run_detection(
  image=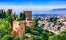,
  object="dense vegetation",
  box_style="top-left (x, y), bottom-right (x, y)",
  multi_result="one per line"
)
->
top-left (49, 30), bottom-right (66, 40)
top-left (24, 26), bottom-right (54, 40)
